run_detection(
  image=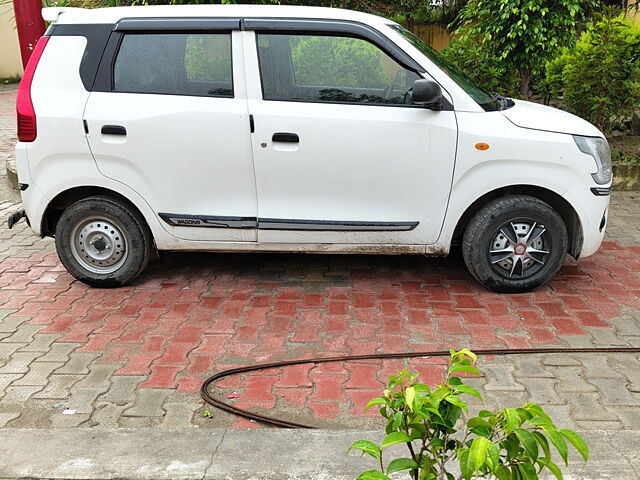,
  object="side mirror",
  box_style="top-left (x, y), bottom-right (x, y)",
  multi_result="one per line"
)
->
top-left (412, 79), bottom-right (443, 107)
